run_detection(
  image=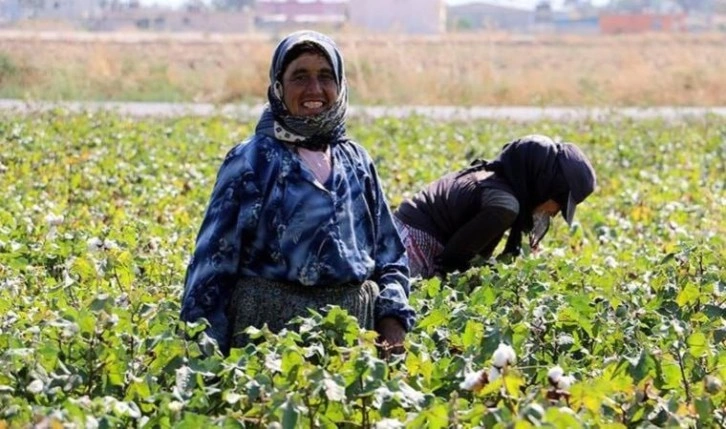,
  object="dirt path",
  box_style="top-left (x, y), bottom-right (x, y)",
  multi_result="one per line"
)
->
top-left (1, 99), bottom-right (725, 122)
